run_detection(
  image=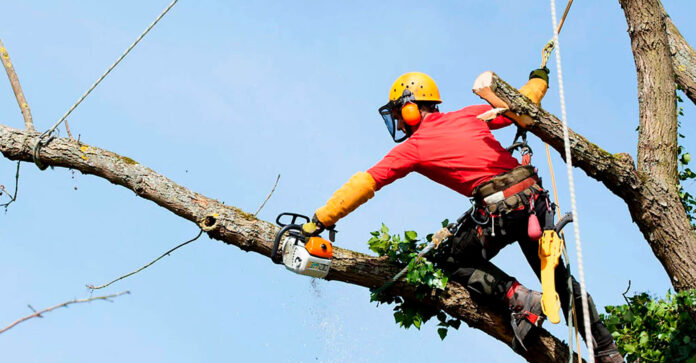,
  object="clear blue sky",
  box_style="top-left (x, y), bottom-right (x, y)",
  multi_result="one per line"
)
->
top-left (1, 1), bottom-right (695, 362)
